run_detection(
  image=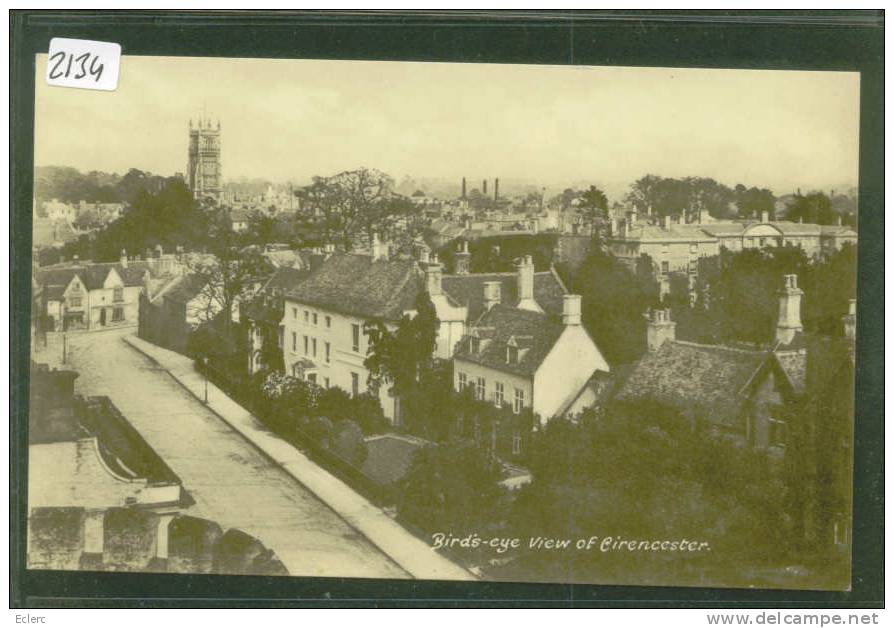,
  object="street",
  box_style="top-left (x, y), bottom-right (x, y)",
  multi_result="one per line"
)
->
top-left (32, 327), bottom-right (408, 579)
